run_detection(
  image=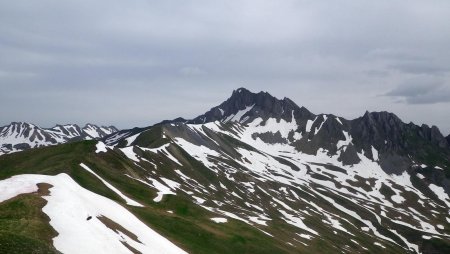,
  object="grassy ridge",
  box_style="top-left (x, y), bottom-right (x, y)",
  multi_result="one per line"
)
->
top-left (0, 190), bottom-right (59, 253)
top-left (0, 141), bottom-right (295, 253)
